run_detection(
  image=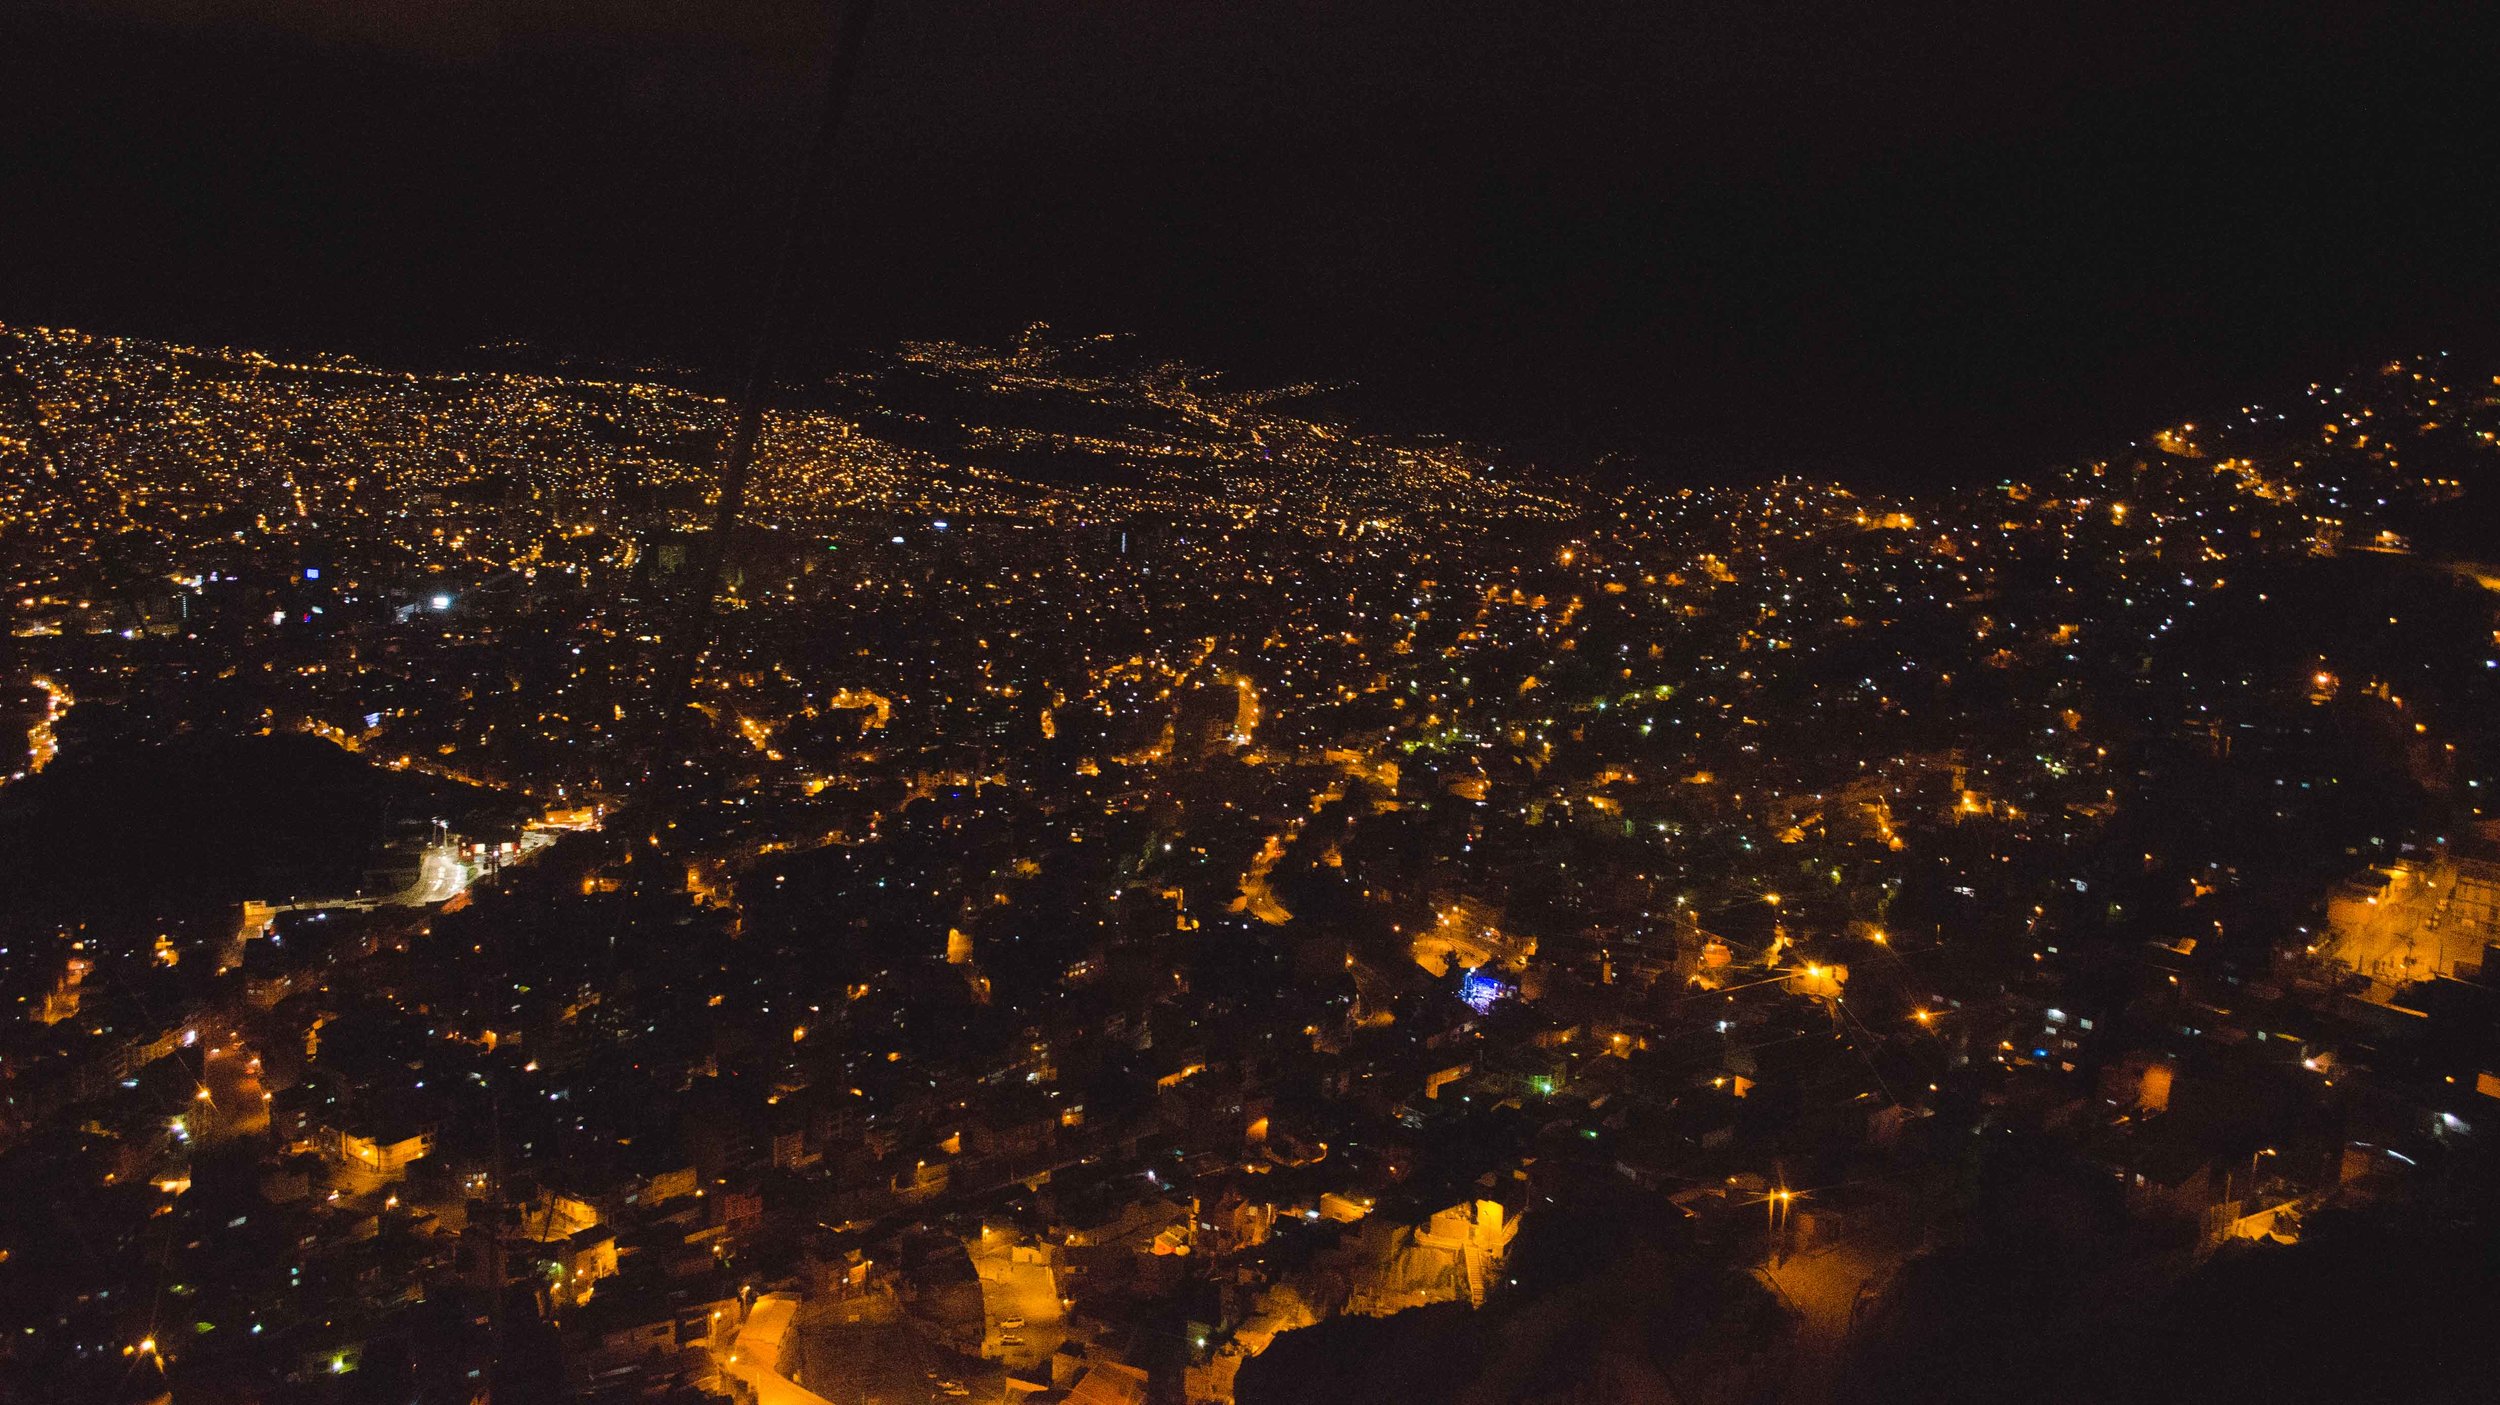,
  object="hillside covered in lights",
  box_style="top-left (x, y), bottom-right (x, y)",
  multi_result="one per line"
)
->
top-left (4, 326), bottom-right (2500, 1405)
